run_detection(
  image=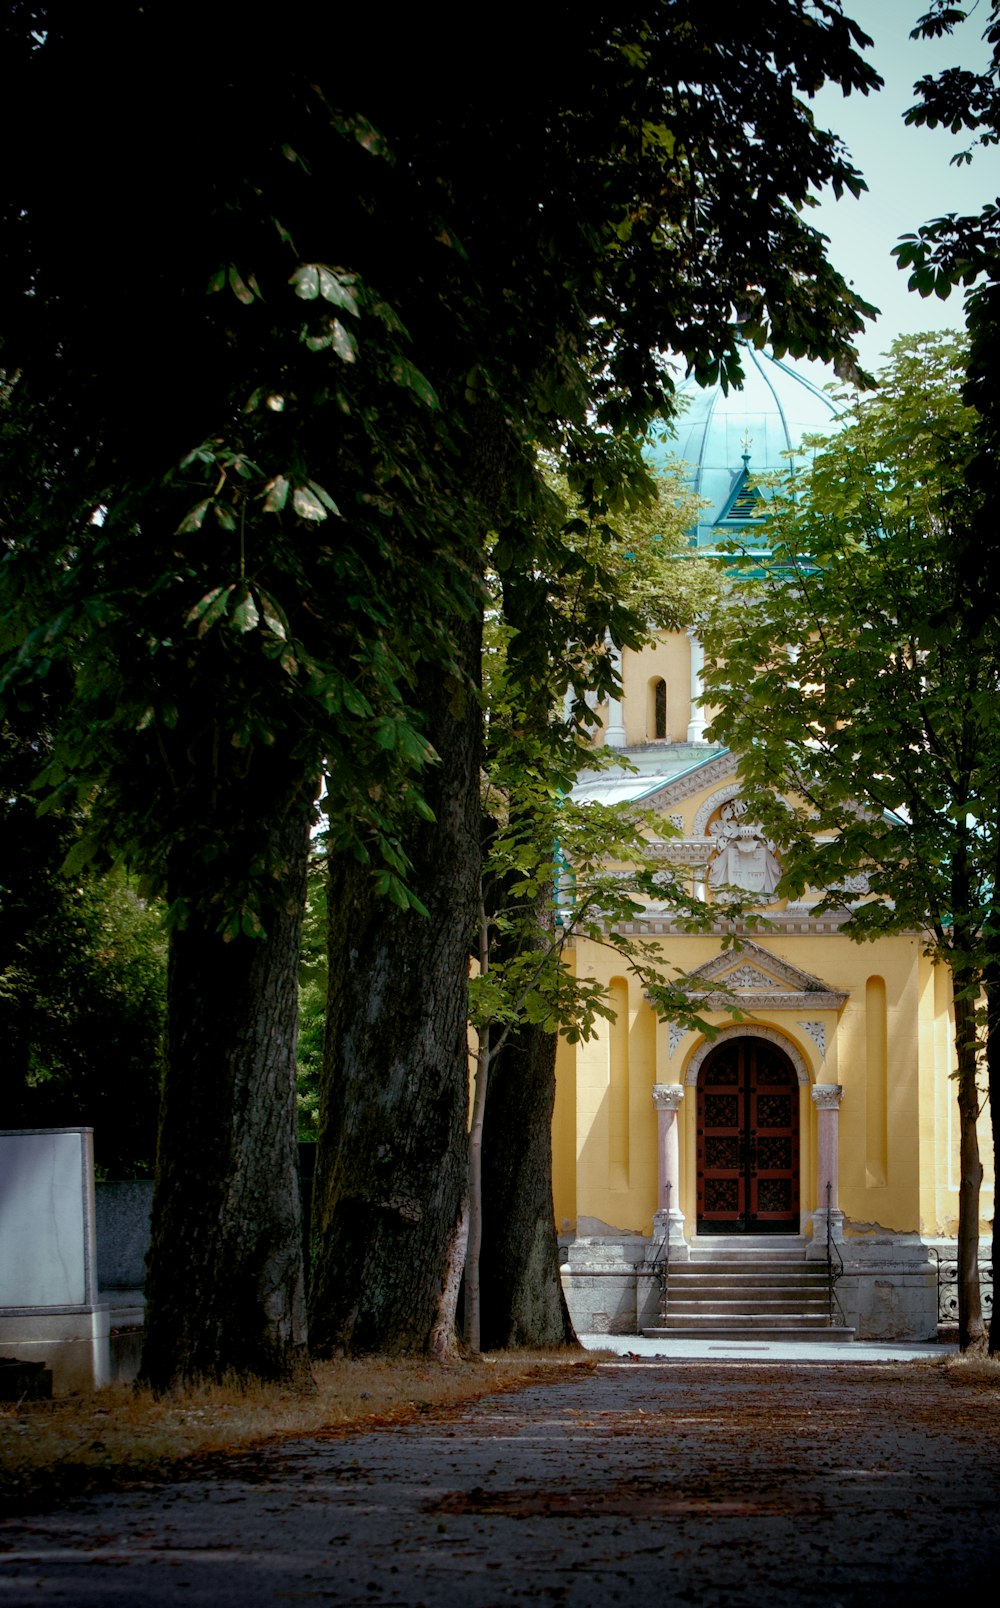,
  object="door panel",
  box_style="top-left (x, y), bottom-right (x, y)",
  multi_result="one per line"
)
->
top-left (697, 1040), bottom-right (799, 1234)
